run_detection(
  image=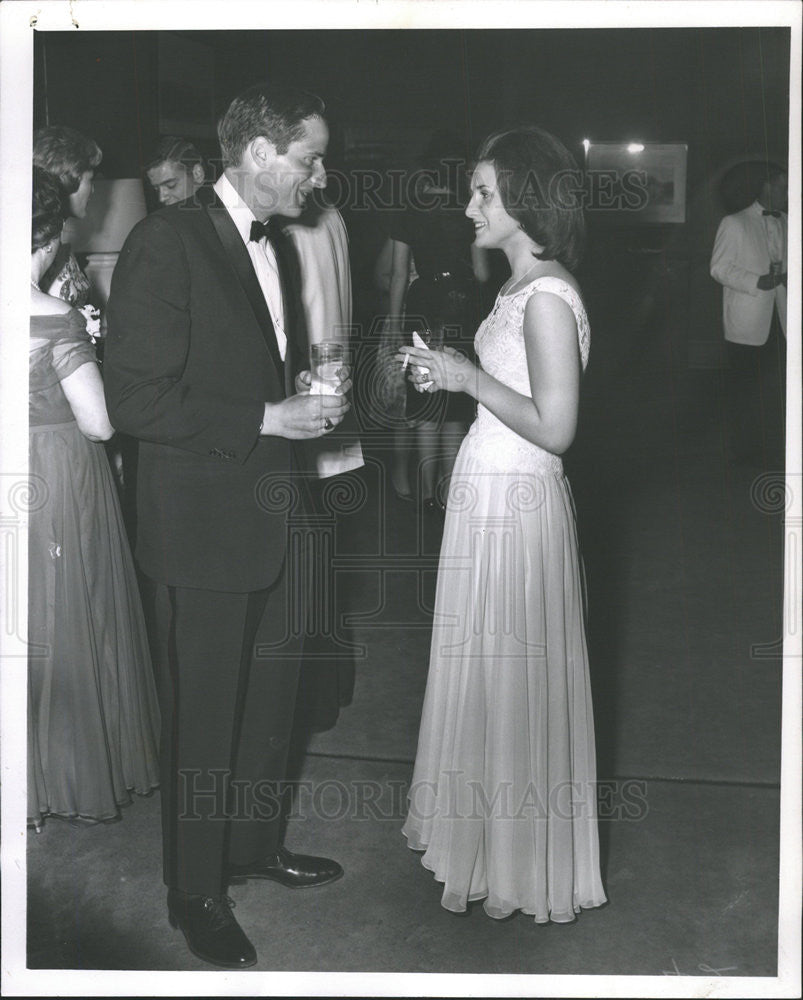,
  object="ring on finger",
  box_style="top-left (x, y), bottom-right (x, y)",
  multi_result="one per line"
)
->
top-left (323, 416), bottom-right (333, 430)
